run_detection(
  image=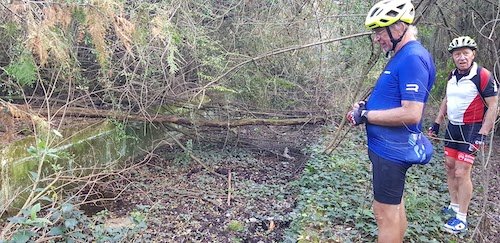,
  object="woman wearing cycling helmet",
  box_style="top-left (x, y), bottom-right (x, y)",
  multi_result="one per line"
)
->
top-left (347, 0), bottom-right (436, 241)
top-left (428, 36), bottom-right (498, 234)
